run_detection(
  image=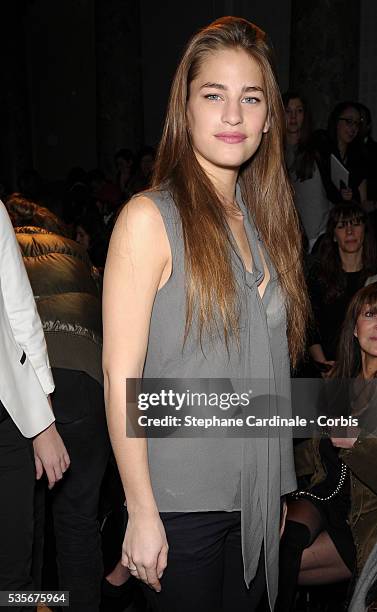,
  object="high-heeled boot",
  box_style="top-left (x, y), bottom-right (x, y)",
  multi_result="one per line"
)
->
top-left (275, 520), bottom-right (311, 612)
